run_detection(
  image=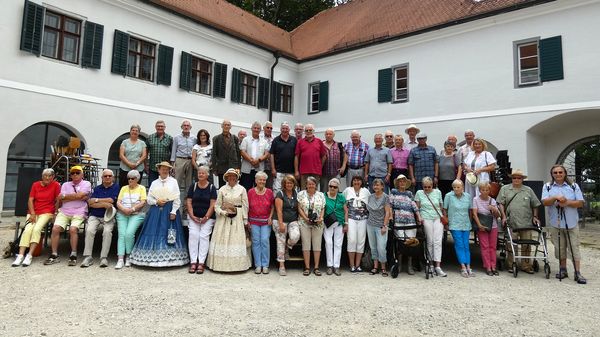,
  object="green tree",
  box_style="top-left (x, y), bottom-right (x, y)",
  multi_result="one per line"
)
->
top-left (575, 139), bottom-right (600, 197)
top-left (228, 0), bottom-right (351, 31)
